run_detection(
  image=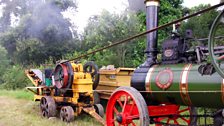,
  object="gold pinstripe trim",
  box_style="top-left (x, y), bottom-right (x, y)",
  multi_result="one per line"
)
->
top-left (180, 64), bottom-right (192, 106)
top-left (145, 65), bottom-right (157, 94)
